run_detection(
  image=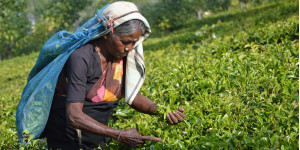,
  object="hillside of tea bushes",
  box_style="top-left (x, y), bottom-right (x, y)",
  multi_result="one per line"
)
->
top-left (0, 1), bottom-right (298, 149)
